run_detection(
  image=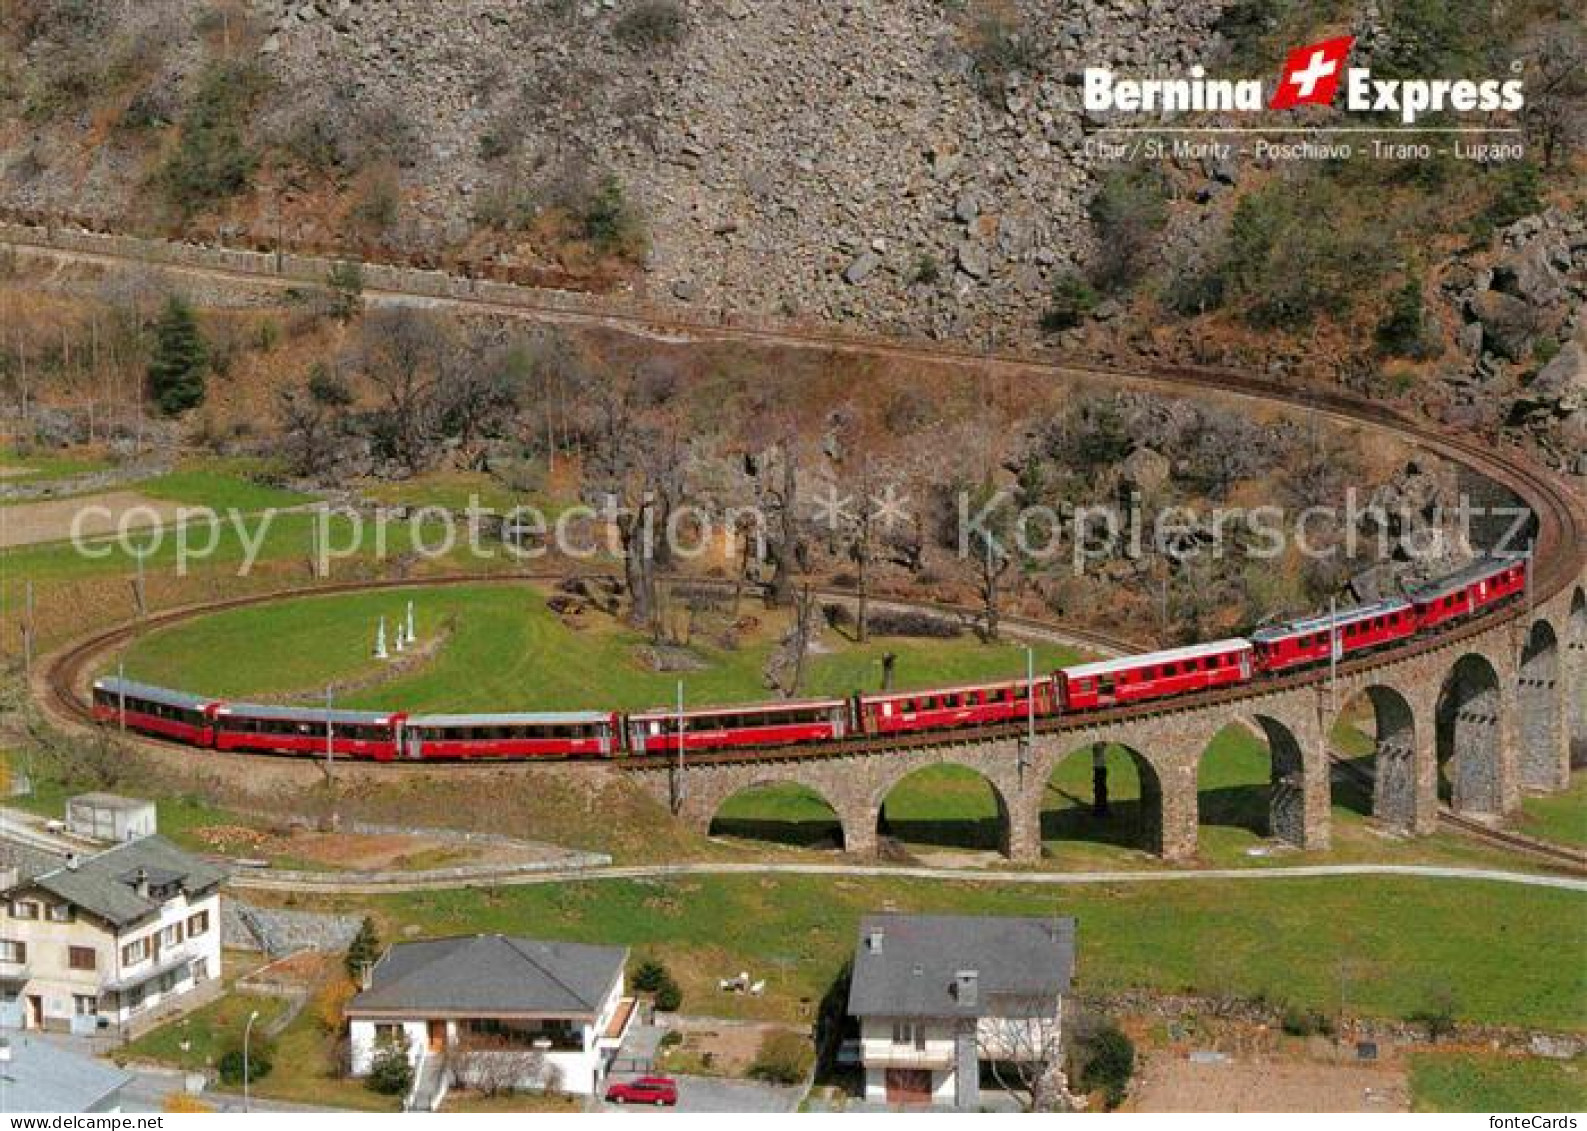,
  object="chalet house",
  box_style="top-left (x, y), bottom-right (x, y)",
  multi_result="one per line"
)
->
top-left (847, 913), bottom-right (1076, 1109)
top-left (0, 836), bottom-right (224, 1035)
top-left (346, 934), bottom-right (634, 1101)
